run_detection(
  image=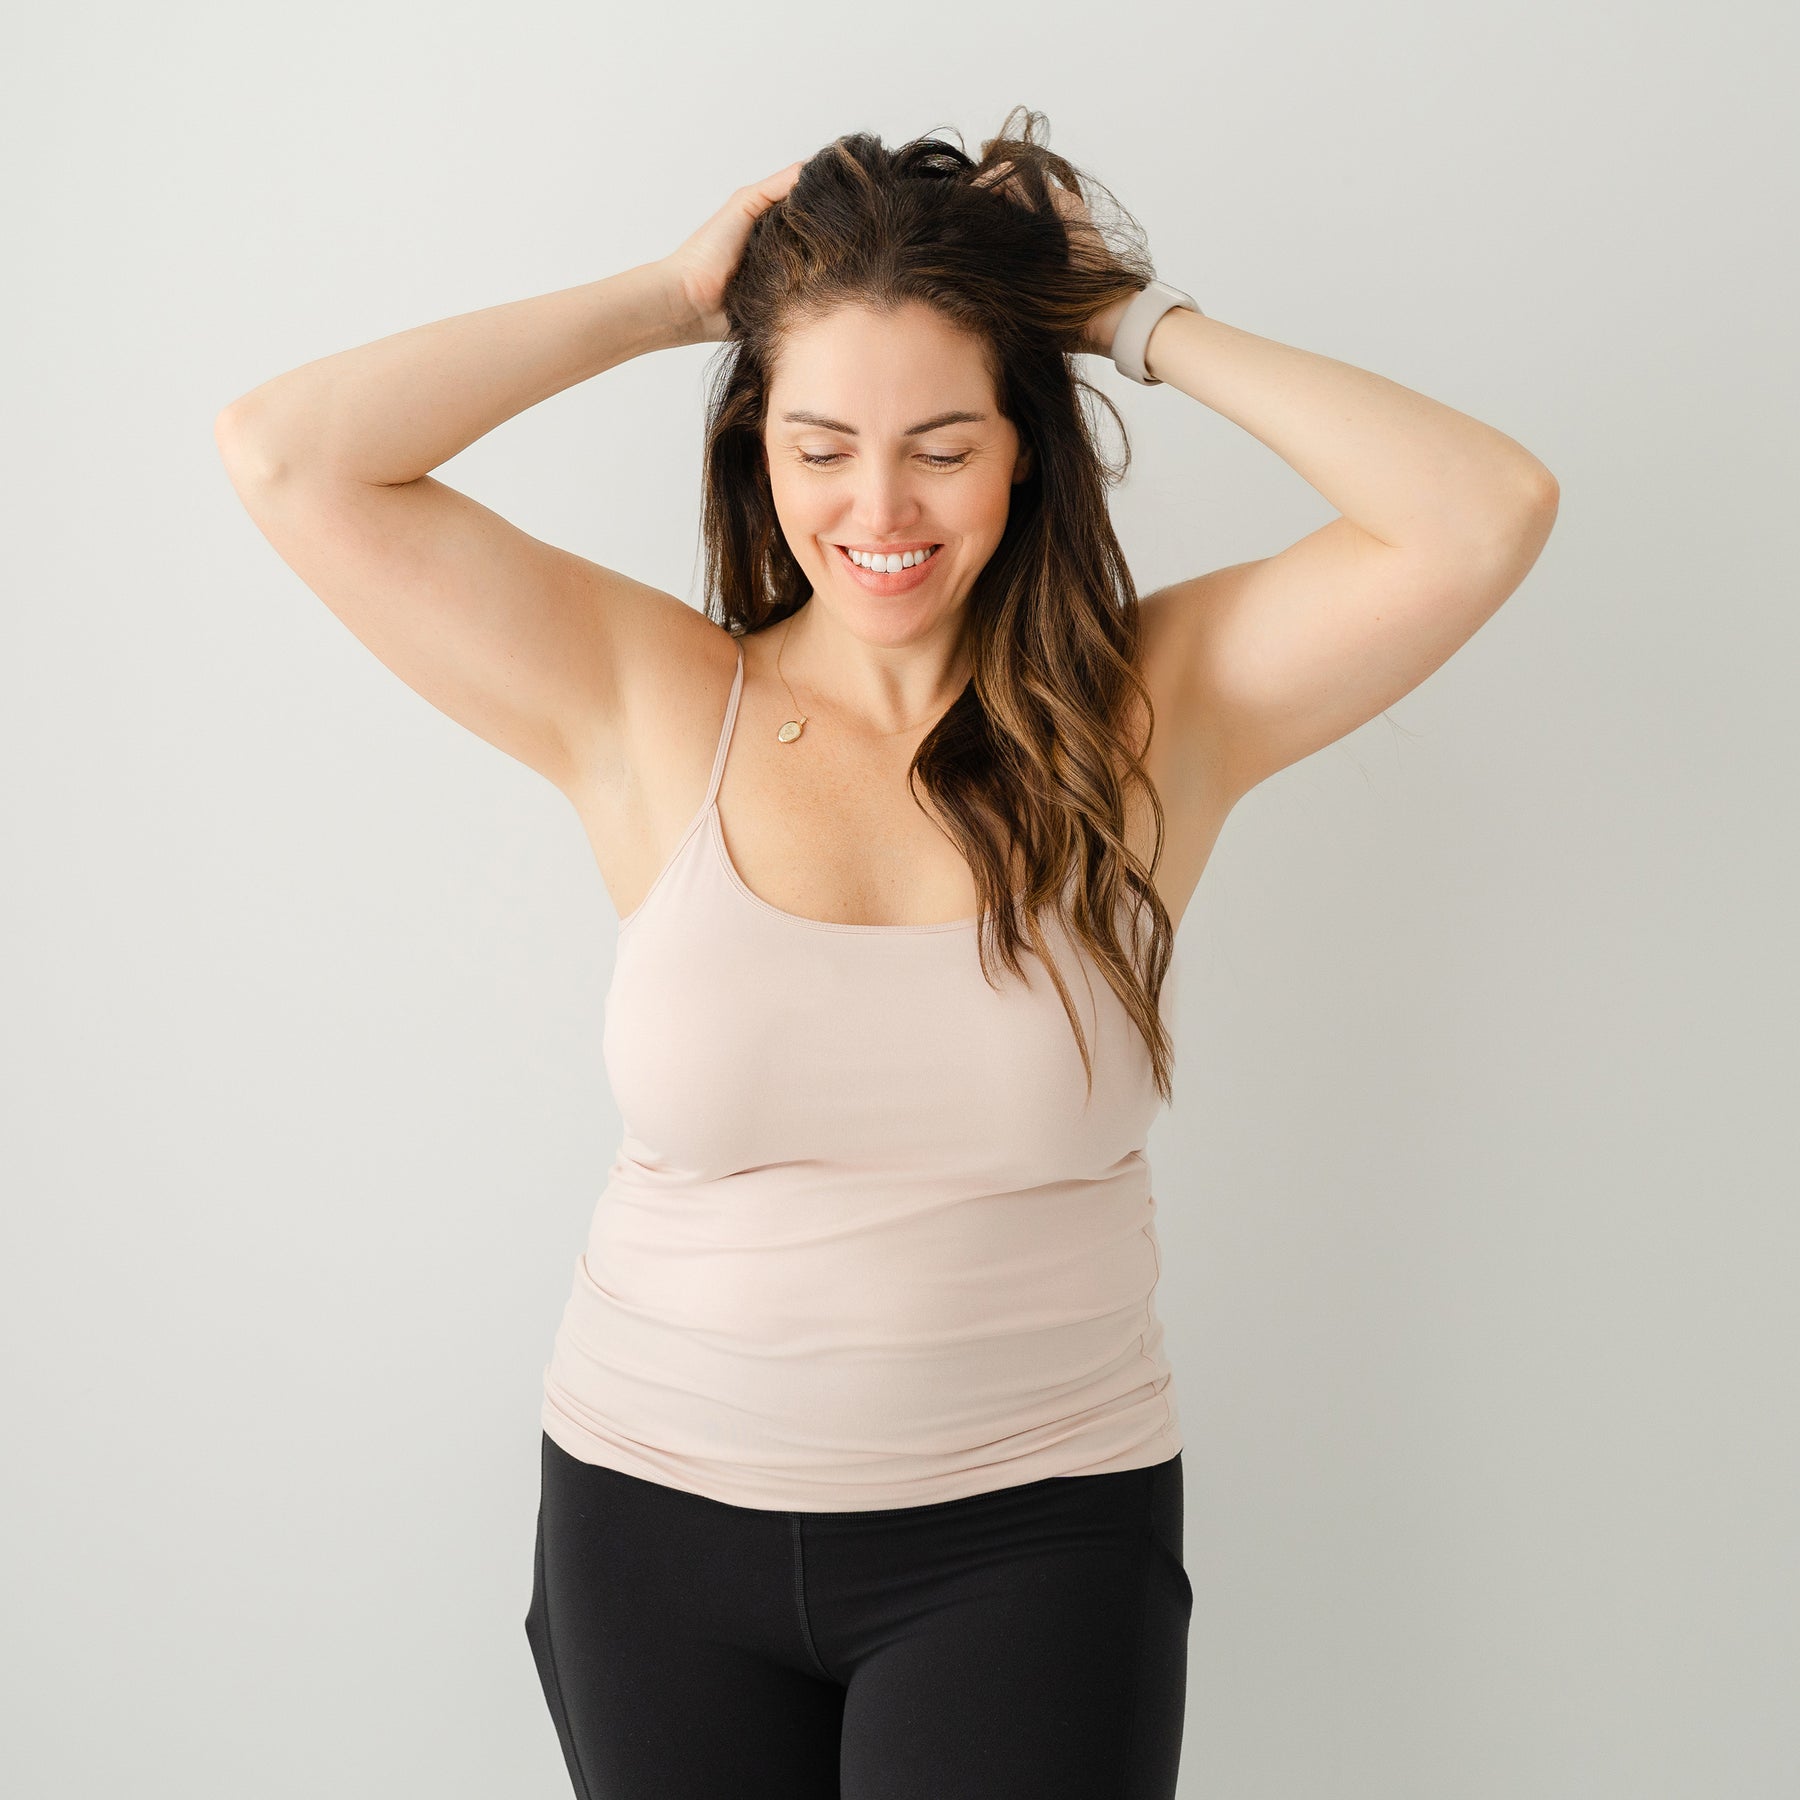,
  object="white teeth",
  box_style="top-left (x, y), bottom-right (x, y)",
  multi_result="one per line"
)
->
top-left (843, 545), bottom-right (938, 572)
